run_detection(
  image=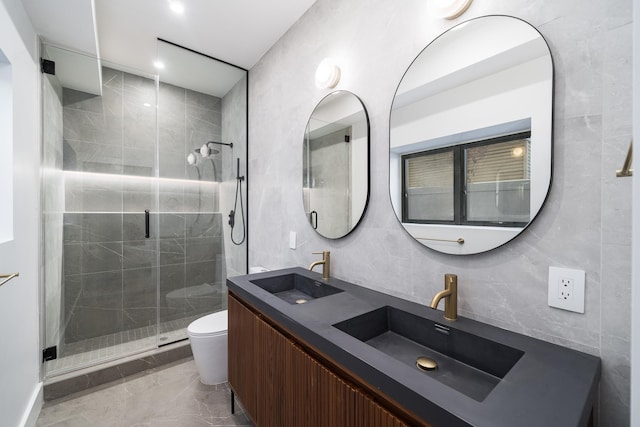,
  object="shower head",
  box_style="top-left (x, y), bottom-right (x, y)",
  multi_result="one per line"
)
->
top-left (187, 152), bottom-right (197, 165)
top-left (195, 144), bottom-right (220, 157)
top-left (191, 140), bottom-right (230, 162)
